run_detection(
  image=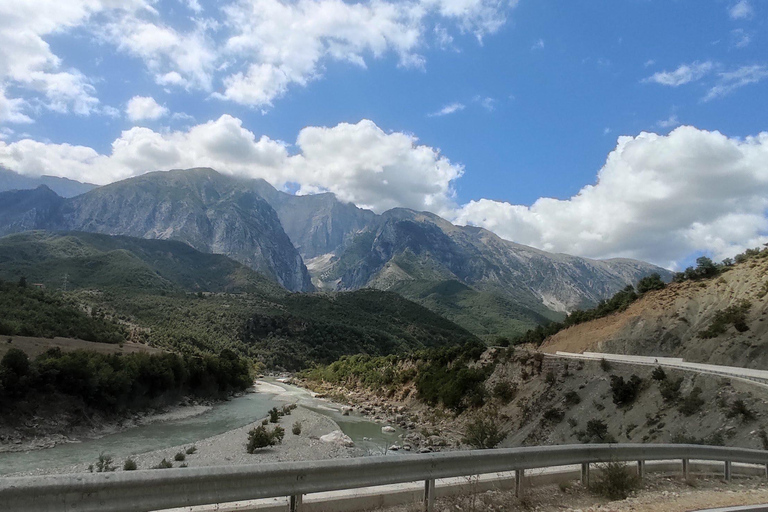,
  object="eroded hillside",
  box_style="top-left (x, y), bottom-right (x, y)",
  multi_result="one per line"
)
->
top-left (541, 253), bottom-right (768, 369)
